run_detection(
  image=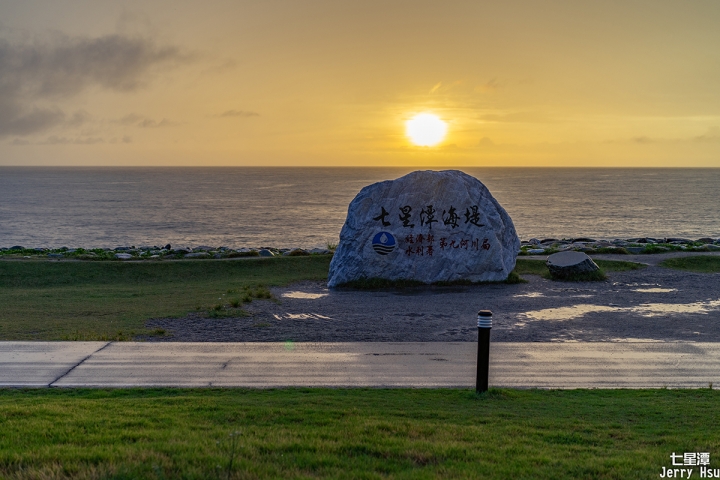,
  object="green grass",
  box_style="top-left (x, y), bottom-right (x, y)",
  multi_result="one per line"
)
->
top-left (660, 255), bottom-right (720, 273)
top-left (514, 259), bottom-right (646, 281)
top-left (0, 388), bottom-right (717, 479)
top-left (514, 259), bottom-right (550, 276)
top-left (594, 259), bottom-right (647, 272)
top-left (0, 256), bottom-right (332, 341)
